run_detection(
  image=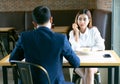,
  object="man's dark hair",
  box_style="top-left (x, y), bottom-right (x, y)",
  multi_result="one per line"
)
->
top-left (32, 6), bottom-right (51, 24)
